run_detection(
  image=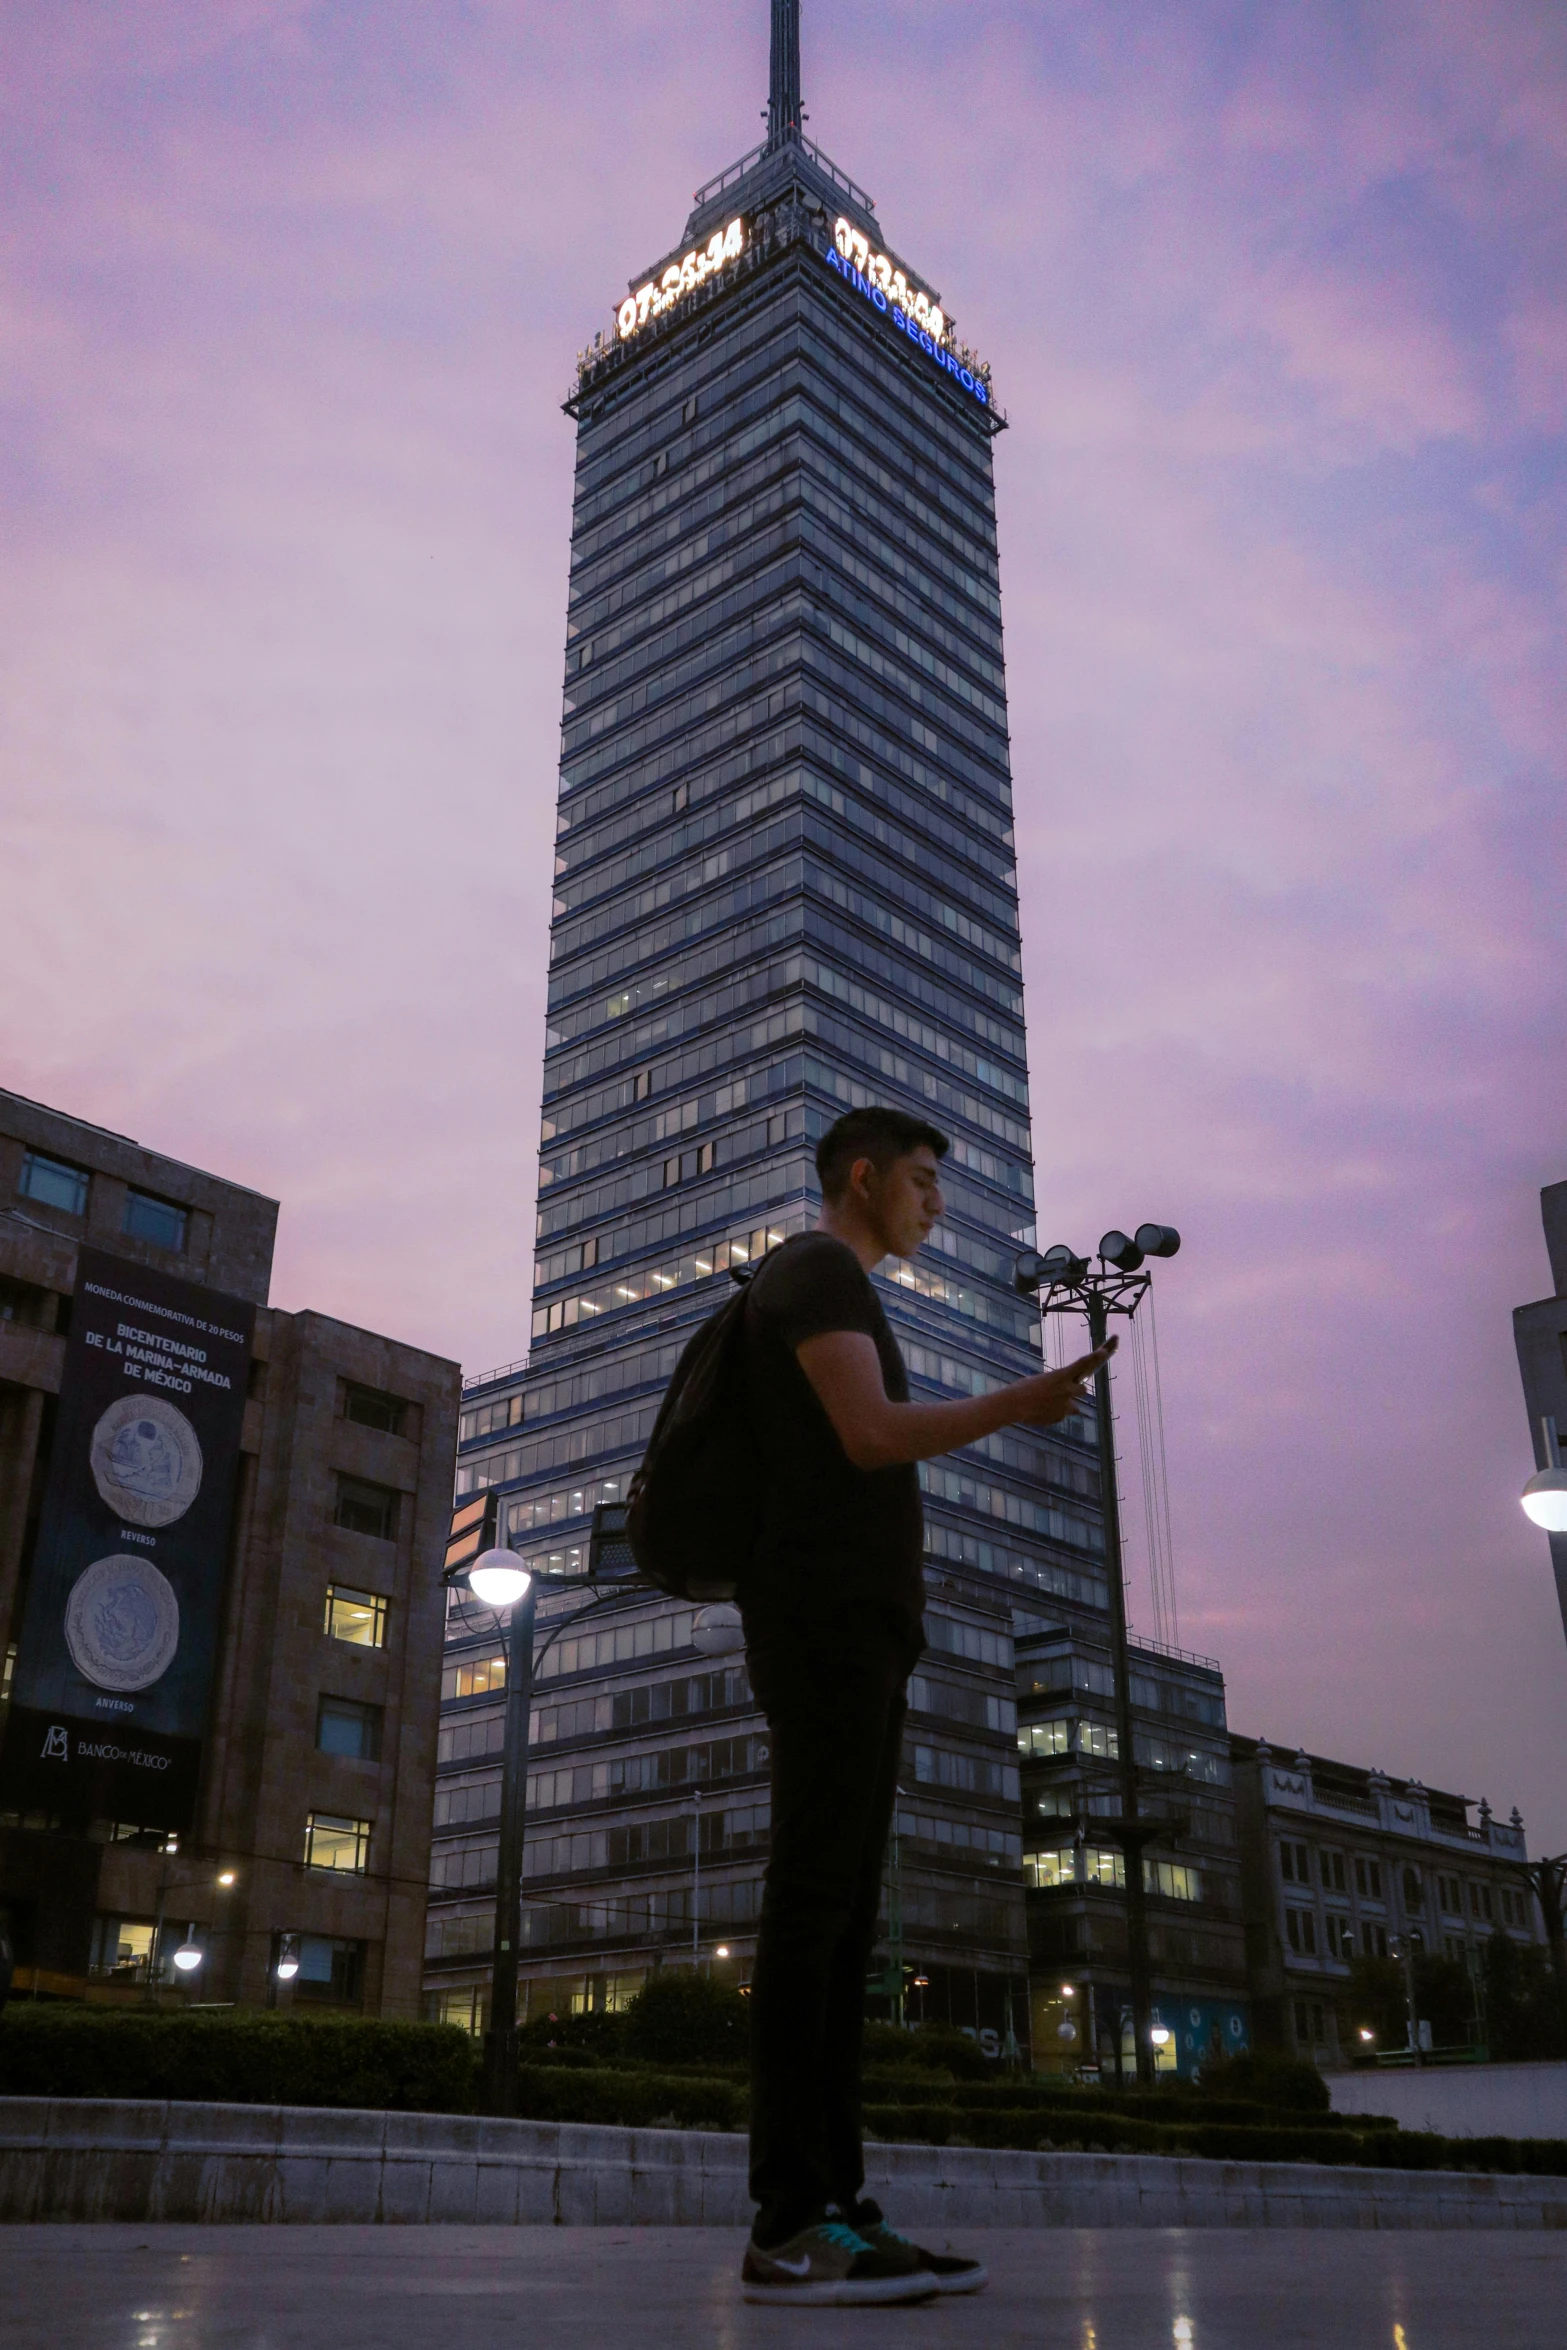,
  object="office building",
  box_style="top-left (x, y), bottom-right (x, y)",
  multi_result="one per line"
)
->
top-left (1513, 1178), bottom-right (1567, 1646)
top-left (426, 2), bottom-right (1113, 2043)
top-left (0, 1089), bottom-right (459, 2014)
top-left (1016, 1623), bottom-right (1250, 2079)
top-left (1231, 1735), bottom-right (1541, 2065)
